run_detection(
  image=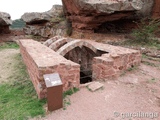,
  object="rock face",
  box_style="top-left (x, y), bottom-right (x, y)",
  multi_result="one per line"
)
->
top-left (152, 0), bottom-right (160, 18)
top-left (21, 5), bottom-right (66, 38)
top-left (0, 12), bottom-right (12, 34)
top-left (21, 5), bottom-right (62, 24)
top-left (62, 0), bottom-right (154, 31)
